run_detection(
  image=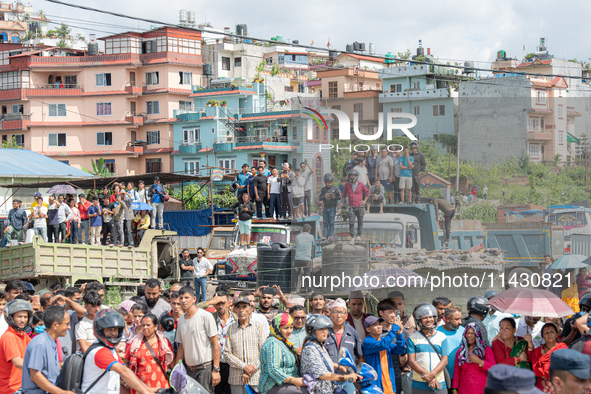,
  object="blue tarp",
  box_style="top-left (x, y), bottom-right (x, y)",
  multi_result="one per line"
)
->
top-left (163, 206), bottom-right (233, 236)
top-left (504, 209), bottom-right (543, 216)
